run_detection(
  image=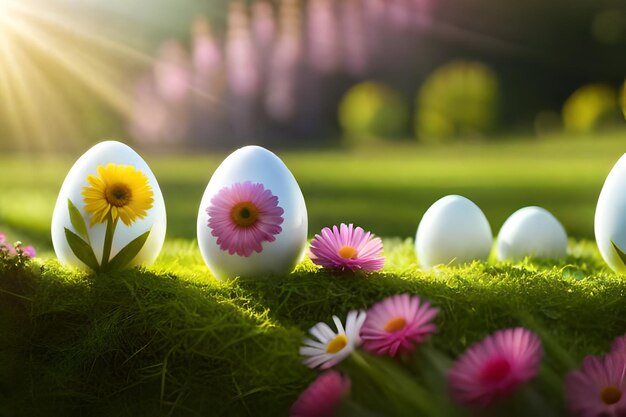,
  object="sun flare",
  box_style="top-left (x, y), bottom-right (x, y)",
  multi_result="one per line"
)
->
top-left (0, 0), bottom-right (14, 16)
top-left (0, 0), bottom-right (150, 152)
